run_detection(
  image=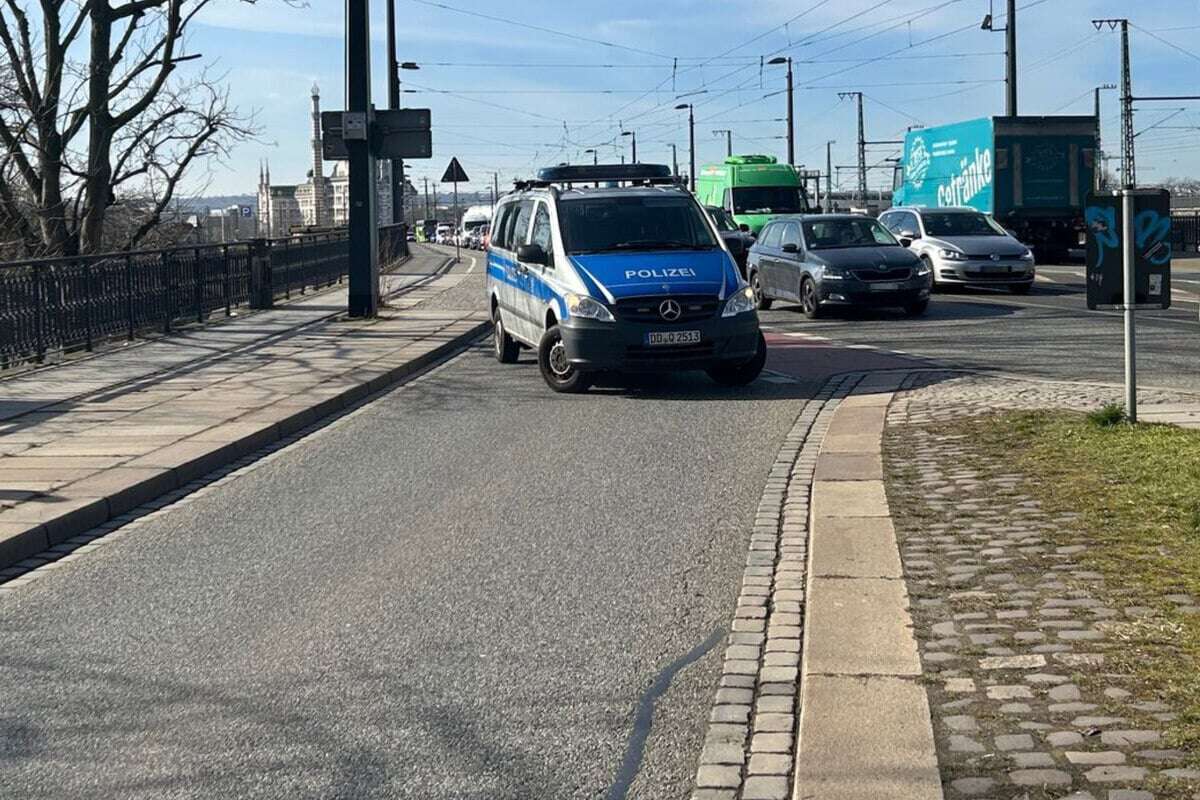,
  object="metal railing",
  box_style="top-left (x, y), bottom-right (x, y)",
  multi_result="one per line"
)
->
top-left (1, 224), bottom-right (408, 368)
